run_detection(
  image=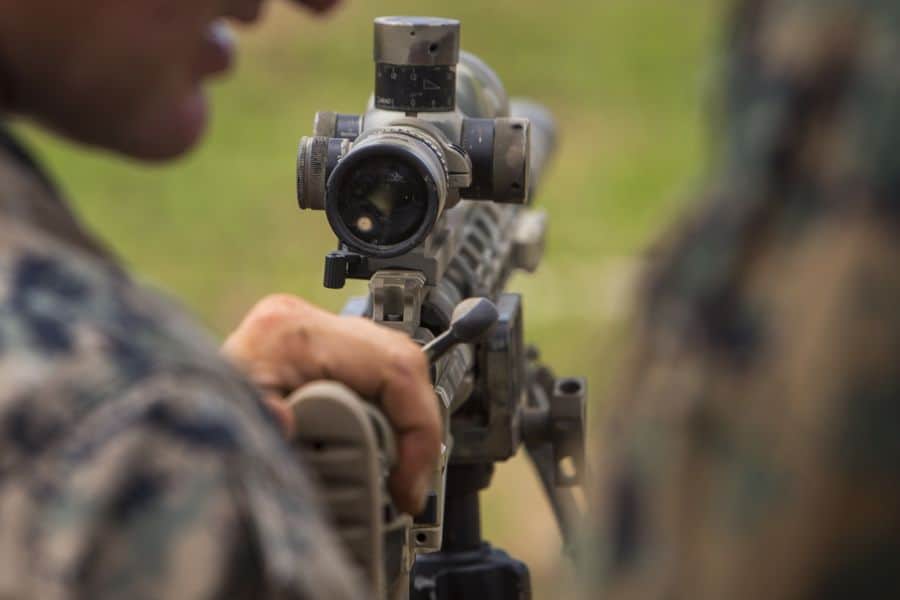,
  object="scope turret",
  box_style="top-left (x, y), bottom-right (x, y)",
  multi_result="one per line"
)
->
top-left (296, 17), bottom-right (535, 267)
top-left (373, 17), bottom-right (460, 113)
